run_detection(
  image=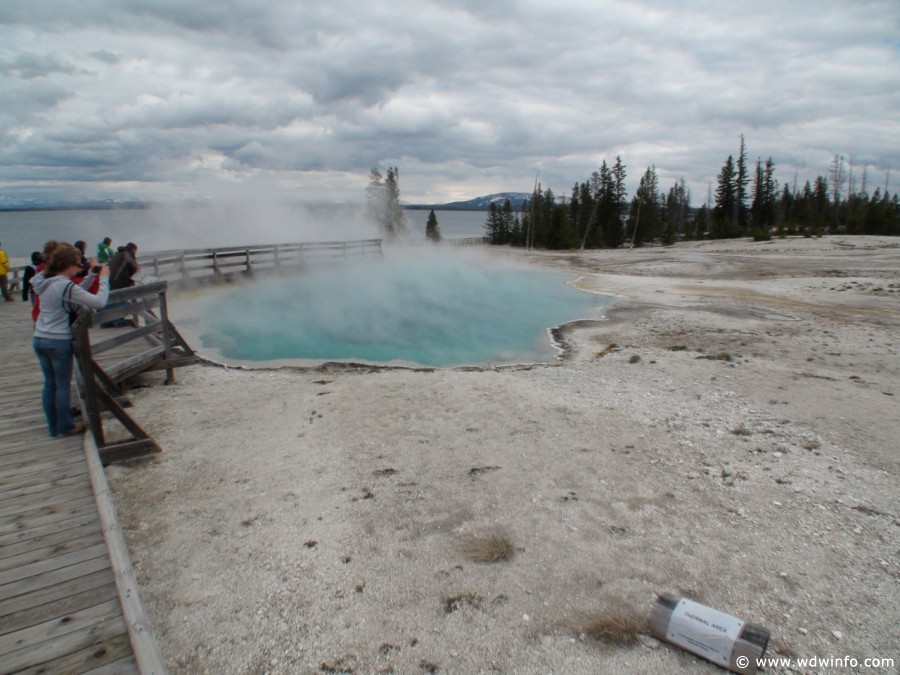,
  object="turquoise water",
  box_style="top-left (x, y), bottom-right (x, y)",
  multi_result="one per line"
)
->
top-left (196, 251), bottom-right (606, 367)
